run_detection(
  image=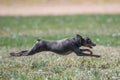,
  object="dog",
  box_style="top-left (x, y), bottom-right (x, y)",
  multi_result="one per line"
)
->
top-left (10, 34), bottom-right (100, 57)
